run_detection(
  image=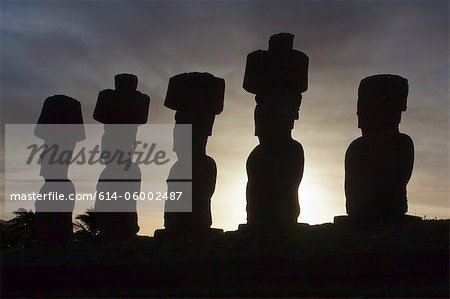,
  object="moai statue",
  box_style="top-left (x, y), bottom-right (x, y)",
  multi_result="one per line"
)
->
top-left (154, 72), bottom-right (225, 237)
top-left (342, 74), bottom-right (415, 225)
top-left (93, 74), bottom-right (150, 239)
top-left (34, 95), bottom-right (85, 245)
top-left (241, 33), bottom-right (309, 230)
